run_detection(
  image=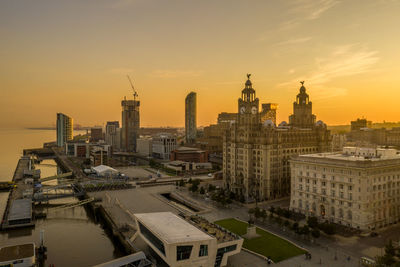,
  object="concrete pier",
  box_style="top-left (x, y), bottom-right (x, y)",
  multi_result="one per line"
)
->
top-left (1, 156), bottom-right (35, 229)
